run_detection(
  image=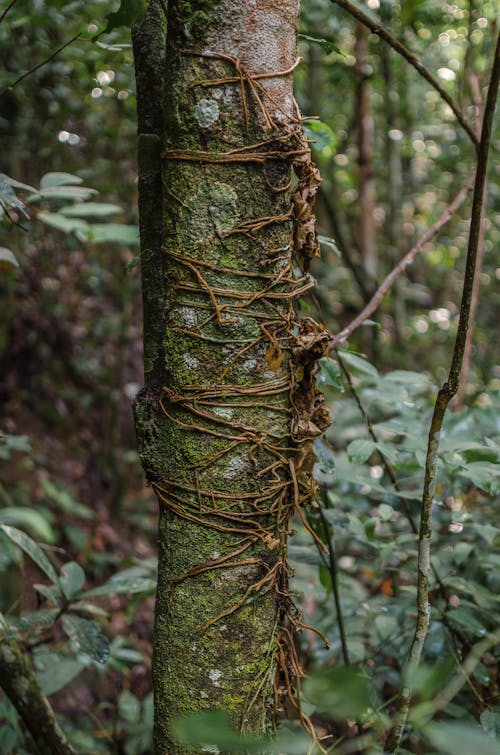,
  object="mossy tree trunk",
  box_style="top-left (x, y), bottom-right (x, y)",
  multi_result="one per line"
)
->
top-left (133, 2), bottom-right (329, 753)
